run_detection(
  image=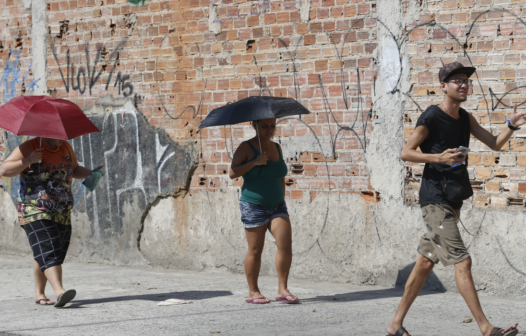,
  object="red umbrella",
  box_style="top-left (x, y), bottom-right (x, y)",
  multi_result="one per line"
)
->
top-left (0, 95), bottom-right (99, 139)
